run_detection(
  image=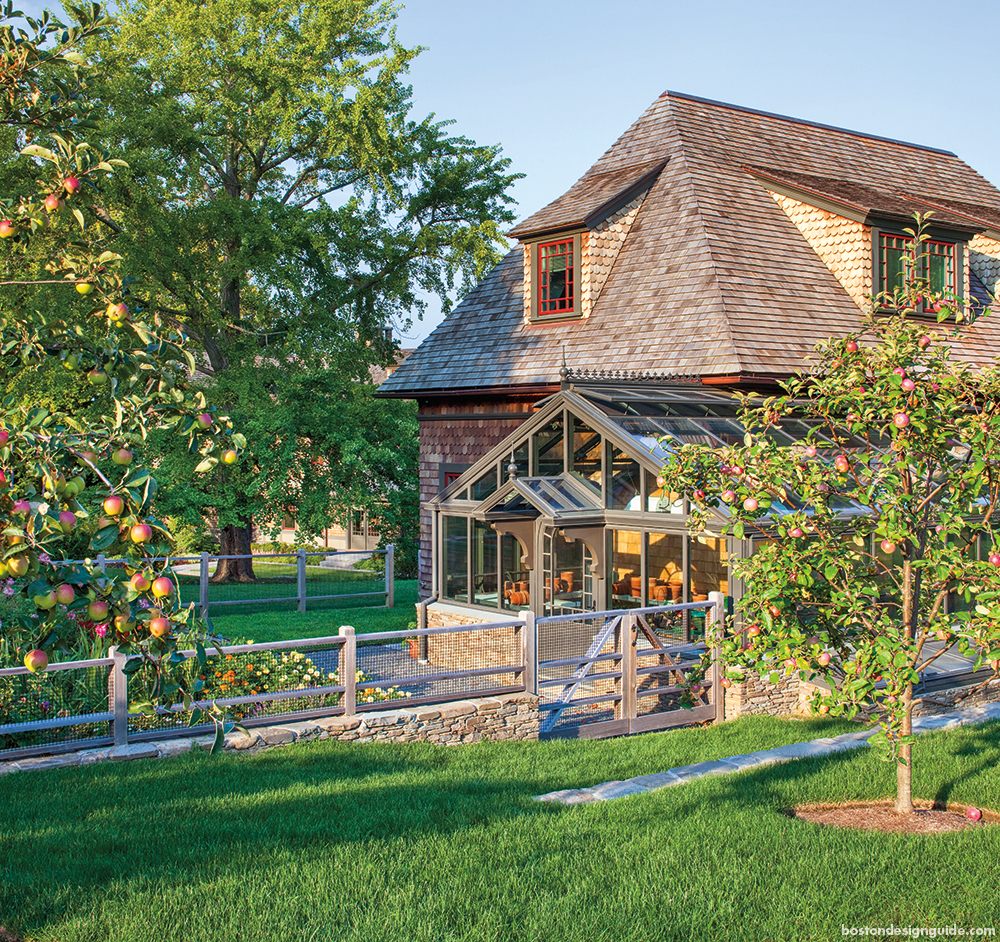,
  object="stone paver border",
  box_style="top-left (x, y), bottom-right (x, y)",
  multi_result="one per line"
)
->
top-left (534, 702), bottom-right (1000, 805)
